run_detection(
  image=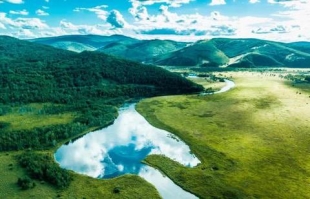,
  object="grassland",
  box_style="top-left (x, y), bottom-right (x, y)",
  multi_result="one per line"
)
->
top-left (0, 104), bottom-right (75, 131)
top-left (187, 76), bottom-right (226, 91)
top-left (137, 71), bottom-right (310, 199)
